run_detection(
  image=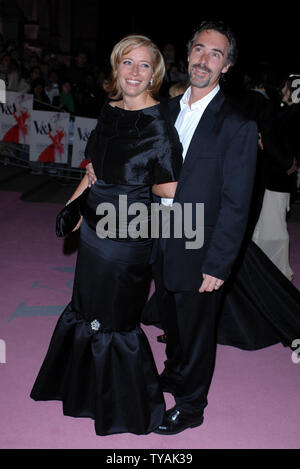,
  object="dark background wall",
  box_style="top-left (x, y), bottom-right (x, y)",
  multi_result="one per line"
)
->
top-left (1, 0), bottom-right (299, 81)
